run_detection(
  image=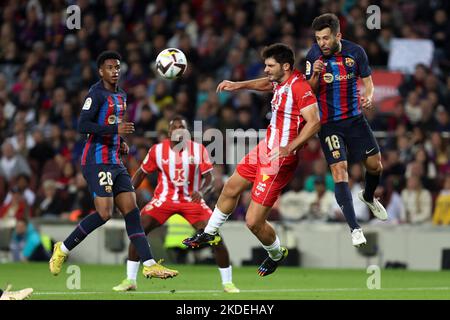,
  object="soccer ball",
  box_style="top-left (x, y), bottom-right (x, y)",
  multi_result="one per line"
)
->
top-left (155, 48), bottom-right (187, 80)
